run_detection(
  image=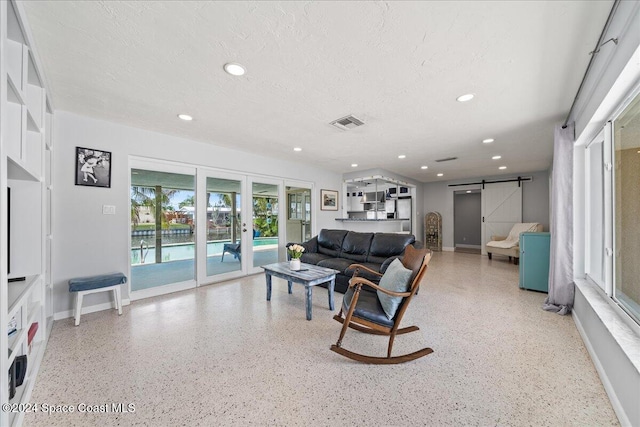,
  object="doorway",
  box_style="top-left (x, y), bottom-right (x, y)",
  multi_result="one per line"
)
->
top-left (480, 181), bottom-right (523, 255)
top-left (198, 172), bottom-right (284, 282)
top-left (285, 186), bottom-right (312, 244)
top-left (249, 178), bottom-right (281, 272)
top-left (202, 174), bottom-right (245, 280)
top-left (453, 190), bottom-right (481, 253)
